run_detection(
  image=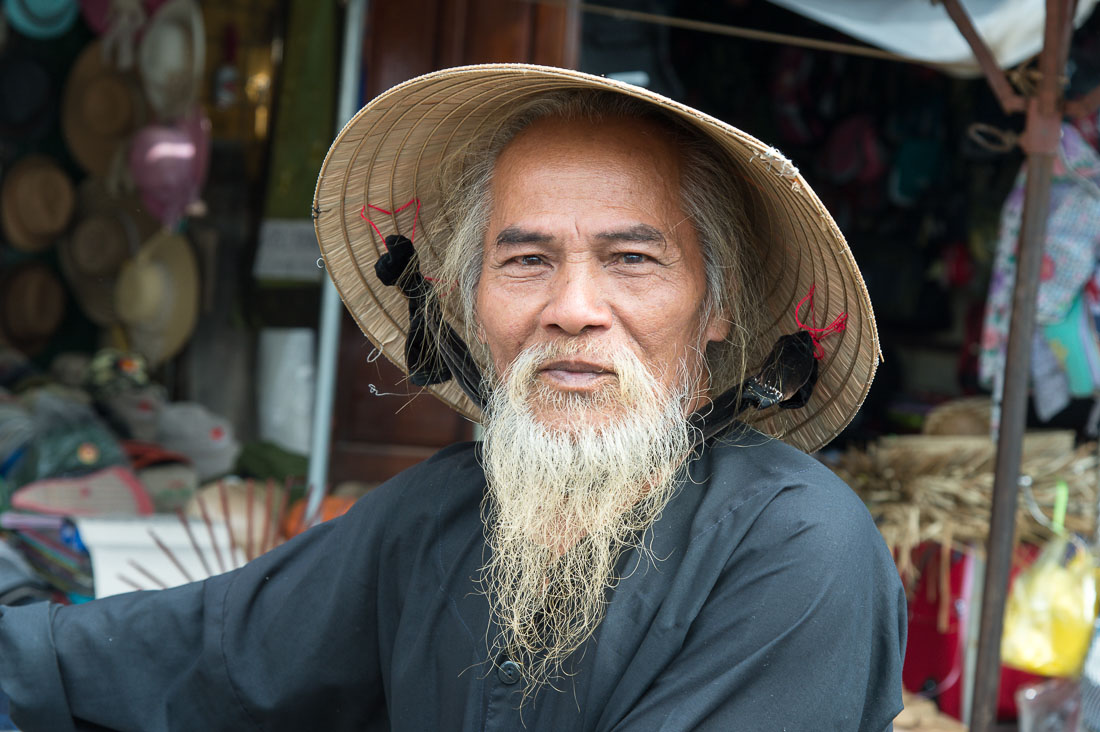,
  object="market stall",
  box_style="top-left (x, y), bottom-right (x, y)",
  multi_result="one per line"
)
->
top-left (0, 0), bottom-right (357, 622)
top-left (4, 0), bottom-right (1100, 729)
